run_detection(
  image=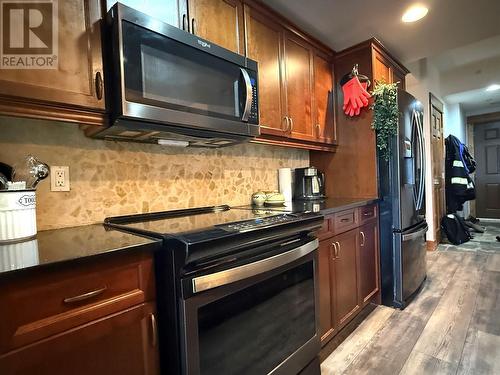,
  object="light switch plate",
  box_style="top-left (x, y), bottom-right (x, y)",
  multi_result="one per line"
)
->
top-left (50, 166), bottom-right (70, 192)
